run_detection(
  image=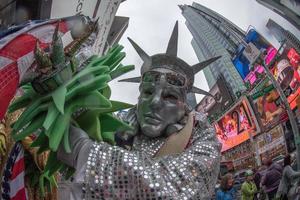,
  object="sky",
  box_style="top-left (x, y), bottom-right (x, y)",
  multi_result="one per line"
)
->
top-left (109, 0), bottom-right (300, 105)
